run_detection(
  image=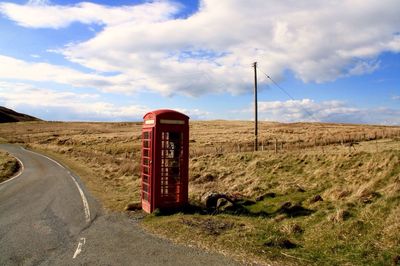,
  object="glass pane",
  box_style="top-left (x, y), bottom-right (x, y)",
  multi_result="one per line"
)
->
top-left (143, 192), bottom-right (148, 201)
top-left (144, 140), bottom-right (149, 148)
